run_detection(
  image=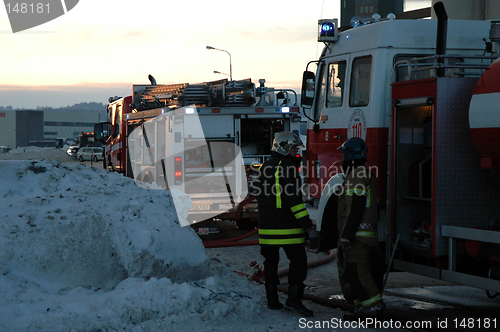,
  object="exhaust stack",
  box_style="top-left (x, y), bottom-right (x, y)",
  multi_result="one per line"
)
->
top-left (433, 2), bottom-right (448, 77)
